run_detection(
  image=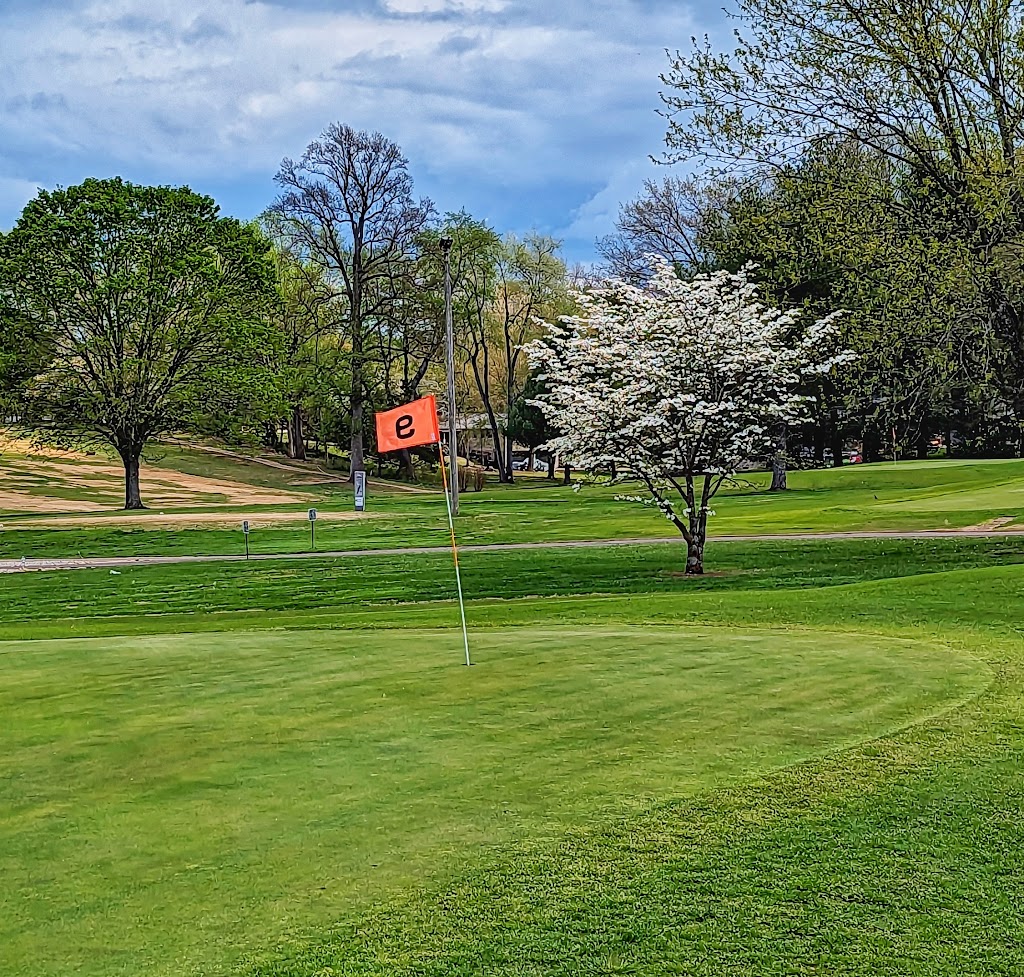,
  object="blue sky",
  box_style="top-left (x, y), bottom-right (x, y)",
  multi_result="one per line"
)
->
top-left (0, 0), bottom-right (714, 264)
